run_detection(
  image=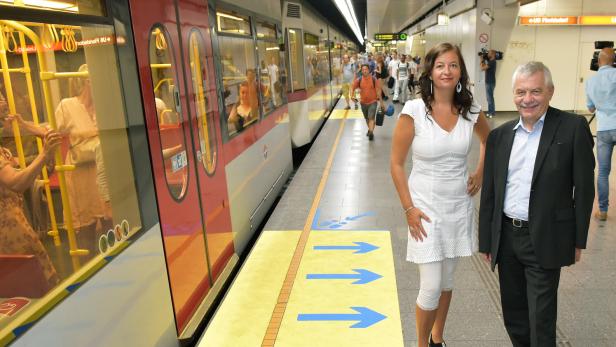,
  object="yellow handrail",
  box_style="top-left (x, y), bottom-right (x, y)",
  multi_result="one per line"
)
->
top-left (0, 28), bottom-right (26, 169)
top-left (154, 77), bottom-right (172, 93)
top-left (18, 31), bottom-right (61, 246)
top-left (151, 63), bottom-right (171, 69)
top-left (0, 19), bottom-right (86, 270)
top-left (40, 70), bottom-right (89, 80)
top-left (189, 35), bottom-right (214, 173)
